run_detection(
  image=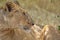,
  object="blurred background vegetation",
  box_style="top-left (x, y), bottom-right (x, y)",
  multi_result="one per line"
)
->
top-left (0, 0), bottom-right (60, 28)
